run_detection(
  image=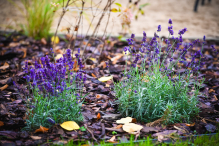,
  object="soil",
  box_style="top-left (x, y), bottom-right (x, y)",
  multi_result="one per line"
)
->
top-left (0, 32), bottom-right (219, 145)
